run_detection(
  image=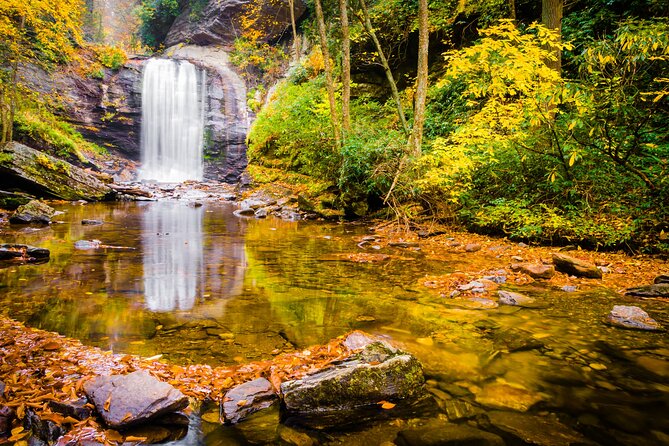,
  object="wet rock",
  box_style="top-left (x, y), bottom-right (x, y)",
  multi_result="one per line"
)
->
top-left (395, 419), bottom-right (504, 446)
top-left (81, 219), bottom-right (104, 225)
top-left (281, 337), bottom-right (425, 428)
top-left (488, 411), bottom-right (590, 446)
top-left (74, 239), bottom-right (102, 250)
top-left (389, 241), bottom-right (419, 248)
top-left (0, 244), bottom-right (50, 261)
top-left (654, 274), bottom-right (669, 284)
top-left (83, 370), bottom-right (188, 428)
top-left (465, 243), bottom-right (482, 252)
top-left (0, 405), bottom-right (15, 436)
top-left (223, 378), bottom-right (278, 424)
top-left (48, 398), bottom-right (92, 420)
top-left (561, 285), bottom-right (578, 293)
top-left (512, 263), bottom-right (555, 279)
top-left (0, 143), bottom-right (114, 201)
top-left (605, 305), bottom-right (662, 331)
top-left (483, 275), bottom-right (507, 284)
top-left (10, 200), bottom-right (55, 224)
top-left (475, 382), bottom-right (543, 412)
top-left (123, 425), bottom-right (173, 443)
top-left (343, 331), bottom-right (385, 351)
top-left (110, 184), bottom-right (152, 198)
top-left (278, 425), bottom-right (315, 446)
top-left (441, 400), bottom-right (482, 421)
top-left (494, 329), bottom-right (544, 353)
top-left (624, 283), bottom-right (669, 298)
top-left (254, 207), bottom-right (269, 218)
top-left (24, 409), bottom-right (65, 443)
top-left (233, 208), bottom-right (256, 218)
top-left (498, 290), bottom-right (536, 307)
top-left (551, 253), bottom-right (602, 279)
